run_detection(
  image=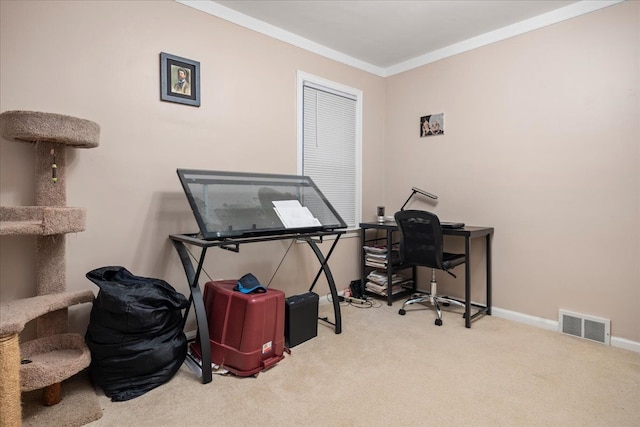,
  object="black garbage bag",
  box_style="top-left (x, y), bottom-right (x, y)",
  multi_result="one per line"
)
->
top-left (85, 266), bottom-right (189, 401)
